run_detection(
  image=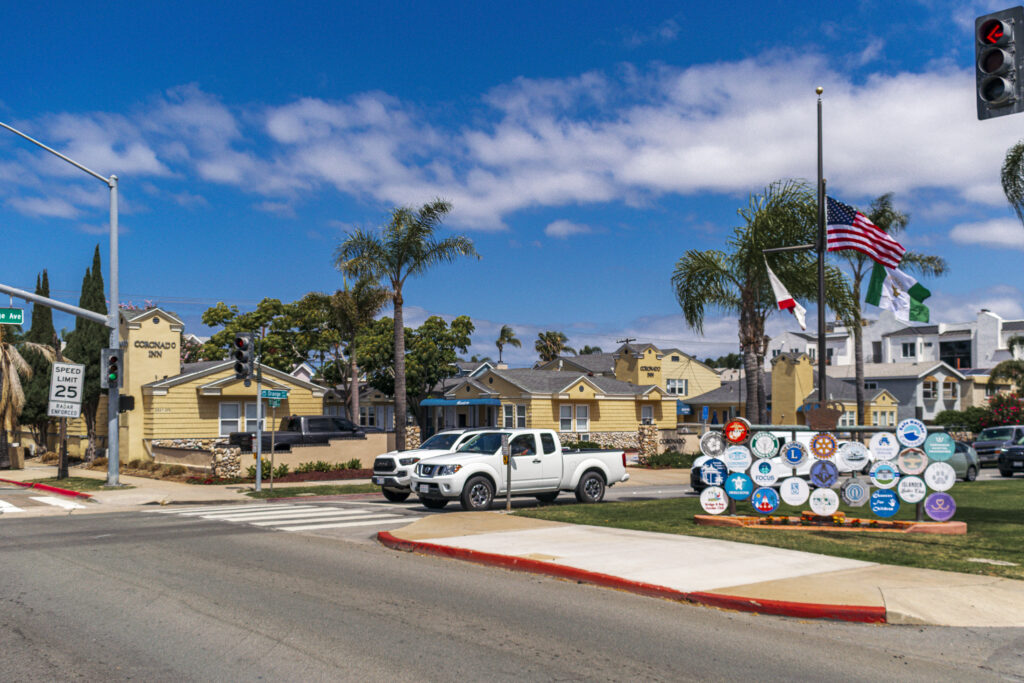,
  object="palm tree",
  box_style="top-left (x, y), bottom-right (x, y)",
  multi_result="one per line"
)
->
top-left (1002, 142), bottom-right (1024, 225)
top-left (578, 345), bottom-right (602, 355)
top-left (495, 325), bottom-right (521, 363)
top-left (535, 331), bottom-right (575, 362)
top-left (989, 335), bottom-right (1024, 391)
top-left (672, 180), bottom-right (853, 423)
top-left (335, 199), bottom-right (478, 450)
top-left (332, 276), bottom-right (389, 425)
top-left (834, 194), bottom-right (947, 425)
top-left (0, 326), bottom-right (55, 468)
